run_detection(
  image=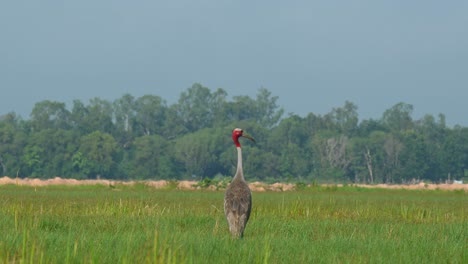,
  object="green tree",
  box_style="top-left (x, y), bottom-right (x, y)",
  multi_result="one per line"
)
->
top-left (365, 131), bottom-right (387, 183)
top-left (254, 88), bottom-right (284, 128)
top-left (72, 151), bottom-right (92, 179)
top-left (278, 144), bottom-right (310, 181)
top-left (175, 132), bottom-right (208, 179)
top-left (162, 105), bottom-right (189, 139)
top-left (441, 127), bottom-right (468, 181)
top-left (70, 100), bottom-right (89, 133)
top-left (129, 135), bottom-right (177, 179)
top-left (356, 119), bottom-right (385, 137)
top-left (269, 115), bottom-right (309, 149)
top-left (87, 98), bottom-right (114, 133)
top-left (269, 115), bottom-right (311, 180)
top-left (311, 131), bottom-right (351, 182)
top-left (0, 113), bottom-right (27, 176)
top-left (349, 137), bottom-right (372, 183)
top-left (113, 94), bottom-right (137, 145)
top-left (399, 131), bottom-right (429, 182)
top-left (175, 83), bottom-right (215, 132)
top-left (381, 102), bottom-right (414, 132)
top-left (30, 100), bottom-right (71, 131)
top-left (134, 95), bottom-right (167, 136)
top-left (174, 128), bottom-right (225, 179)
top-left (324, 101), bottom-right (359, 136)
top-left (382, 133), bottom-right (403, 183)
top-left (71, 98), bottom-right (114, 134)
top-left (225, 95), bottom-right (257, 123)
top-left (414, 114), bottom-right (447, 181)
top-left (224, 88), bottom-right (284, 128)
top-left (21, 145), bottom-right (44, 178)
top-left (211, 88), bottom-right (229, 126)
top-left (78, 131), bottom-right (119, 179)
top-left (26, 129), bottom-right (79, 178)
